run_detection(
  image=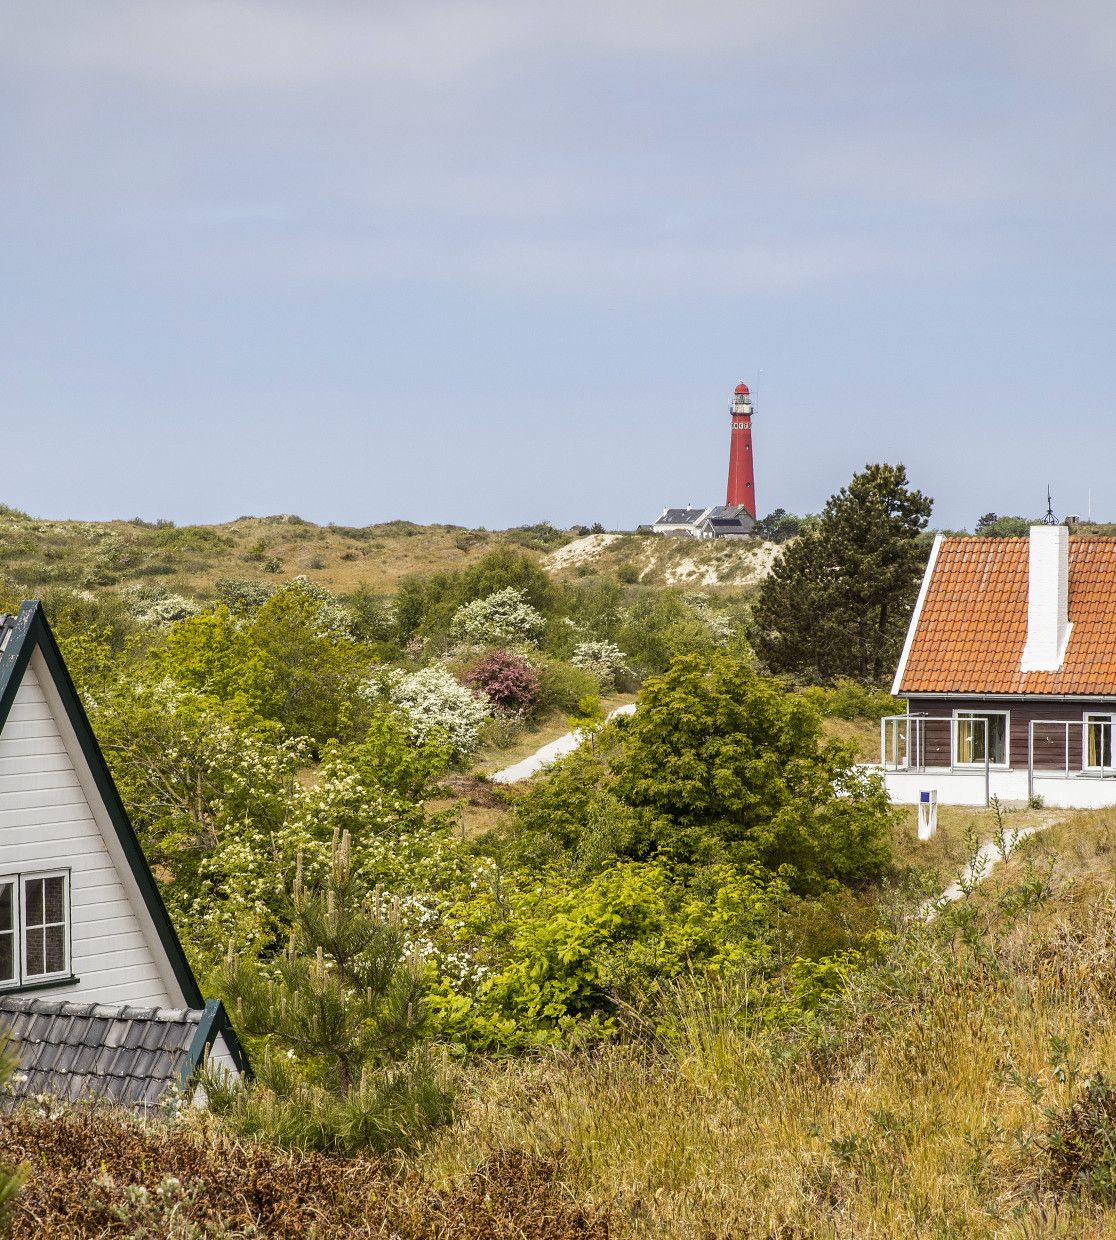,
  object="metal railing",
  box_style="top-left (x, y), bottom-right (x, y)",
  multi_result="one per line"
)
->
top-left (879, 714), bottom-right (1116, 806)
top-left (880, 714), bottom-right (990, 805)
top-left (1027, 718), bottom-right (1116, 801)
